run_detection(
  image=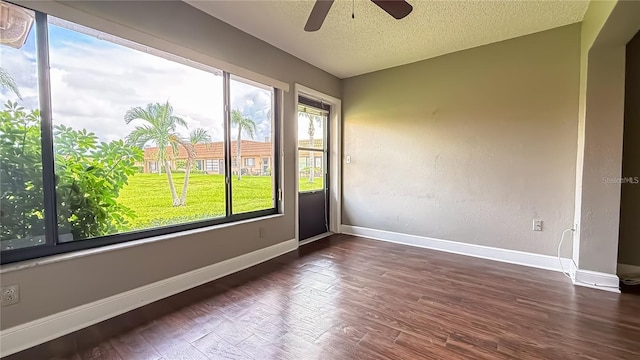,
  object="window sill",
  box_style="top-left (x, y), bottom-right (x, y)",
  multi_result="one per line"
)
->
top-left (0, 213), bottom-right (284, 274)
